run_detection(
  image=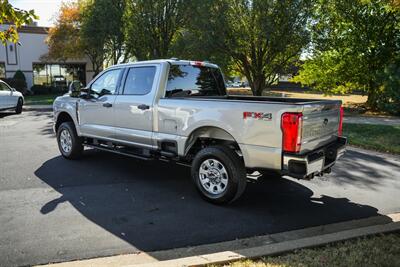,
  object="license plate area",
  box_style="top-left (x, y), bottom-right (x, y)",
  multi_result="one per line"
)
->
top-left (283, 137), bottom-right (347, 179)
top-left (305, 150), bottom-right (325, 175)
top-left (307, 157), bottom-right (325, 175)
